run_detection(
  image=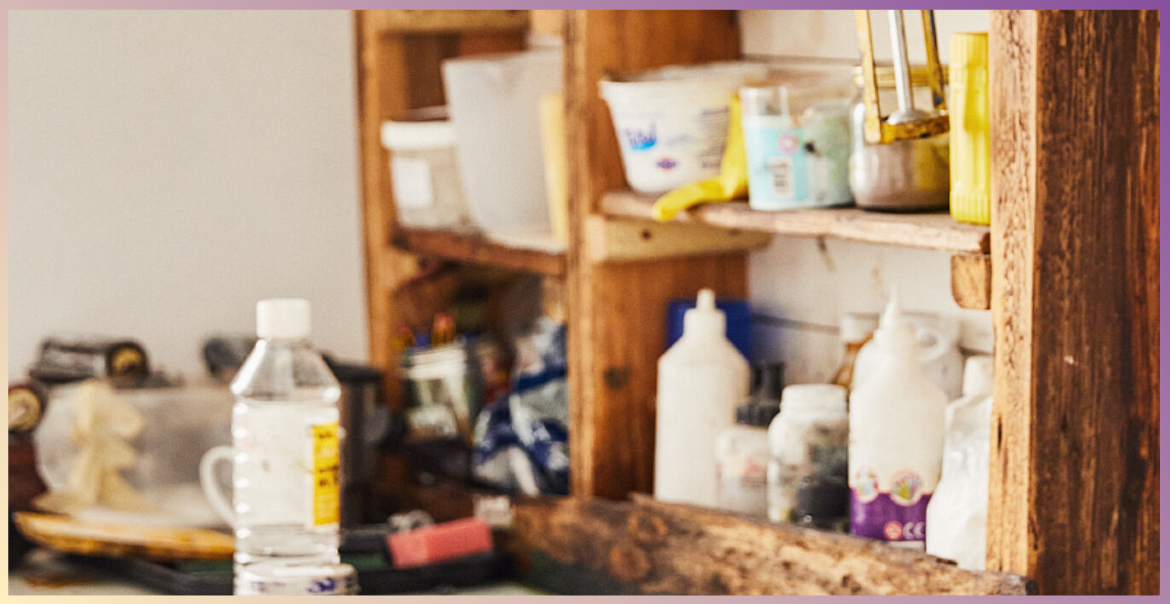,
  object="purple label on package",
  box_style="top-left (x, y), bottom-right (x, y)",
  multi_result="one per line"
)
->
top-left (850, 469), bottom-right (932, 547)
